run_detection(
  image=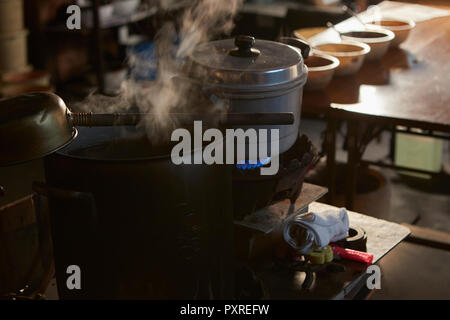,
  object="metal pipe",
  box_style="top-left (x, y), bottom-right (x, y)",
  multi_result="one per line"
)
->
top-left (342, 5), bottom-right (366, 26)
